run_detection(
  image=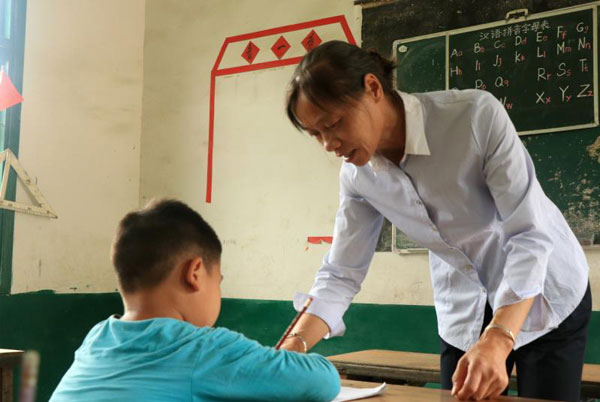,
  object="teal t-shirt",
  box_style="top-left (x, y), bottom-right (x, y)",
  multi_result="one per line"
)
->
top-left (49, 316), bottom-right (340, 401)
